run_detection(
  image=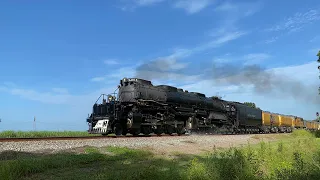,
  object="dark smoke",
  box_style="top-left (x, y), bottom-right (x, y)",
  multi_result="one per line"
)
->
top-left (210, 63), bottom-right (320, 105)
top-left (135, 58), bottom-right (320, 105)
top-left (135, 58), bottom-right (197, 82)
top-left (135, 58), bottom-right (174, 80)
